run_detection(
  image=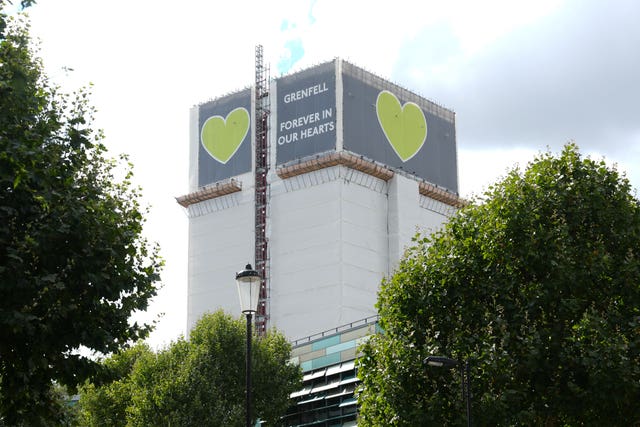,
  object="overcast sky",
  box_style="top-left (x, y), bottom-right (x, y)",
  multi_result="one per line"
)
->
top-left (17, 0), bottom-right (640, 348)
